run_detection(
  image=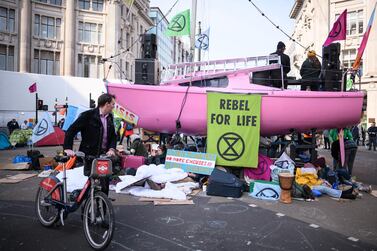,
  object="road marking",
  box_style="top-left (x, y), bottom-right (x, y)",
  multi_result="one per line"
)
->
top-left (309, 224), bottom-right (319, 228)
top-left (347, 237), bottom-right (359, 242)
top-left (248, 204), bottom-right (257, 208)
top-left (276, 213), bottom-right (285, 217)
